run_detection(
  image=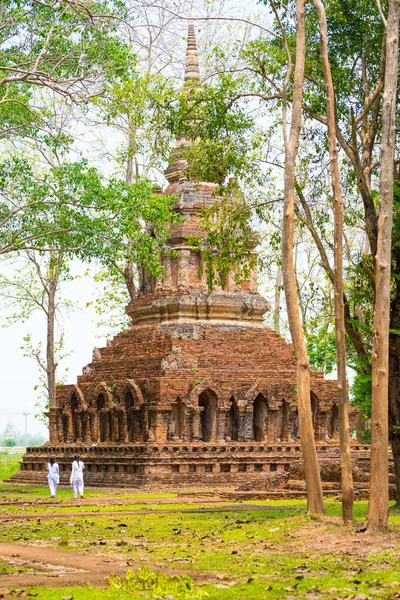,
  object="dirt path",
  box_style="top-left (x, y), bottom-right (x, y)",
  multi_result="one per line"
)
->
top-left (0, 503), bottom-right (299, 521)
top-left (288, 517), bottom-right (400, 557)
top-left (0, 494), bottom-right (223, 508)
top-left (0, 541), bottom-right (220, 592)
